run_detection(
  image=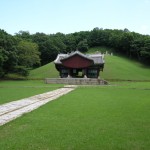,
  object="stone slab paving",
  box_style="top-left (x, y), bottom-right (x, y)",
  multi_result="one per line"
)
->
top-left (0, 87), bottom-right (76, 126)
